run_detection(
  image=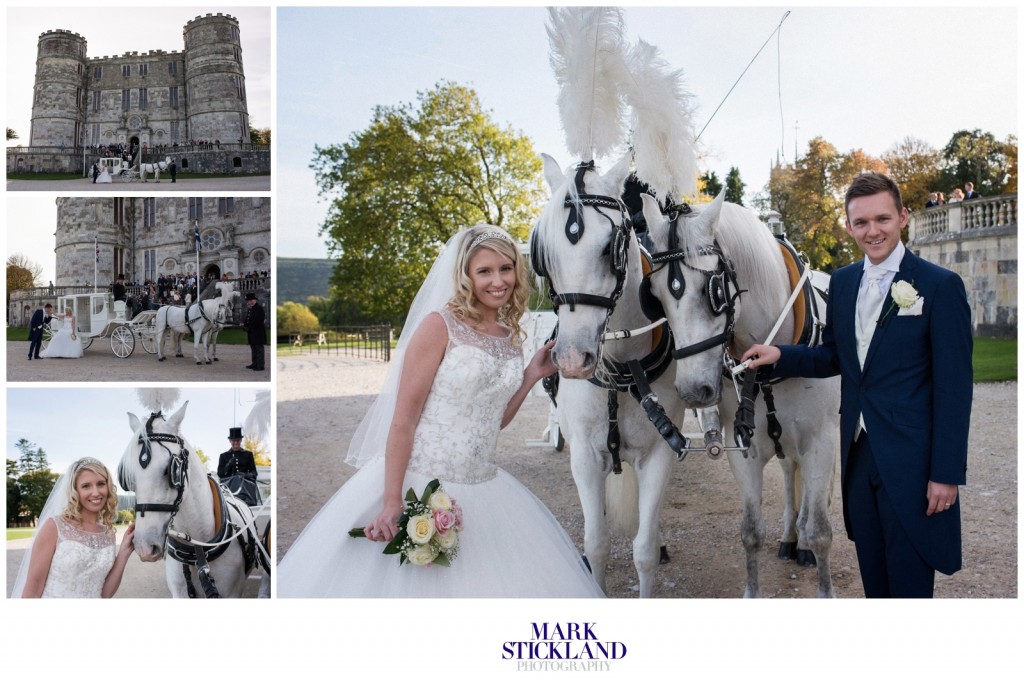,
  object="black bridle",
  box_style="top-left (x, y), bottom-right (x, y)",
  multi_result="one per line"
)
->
top-left (130, 412), bottom-right (191, 517)
top-left (531, 161), bottom-right (632, 315)
top-left (645, 204), bottom-right (743, 360)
